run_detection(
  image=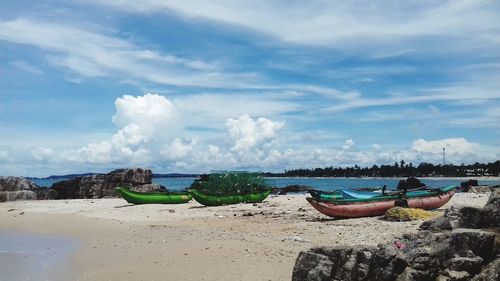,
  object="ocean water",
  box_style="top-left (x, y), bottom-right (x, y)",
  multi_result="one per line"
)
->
top-left (0, 231), bottom-right (80, 281)
top-left (32, 177), bottom-right (500, 191)
top-left (152, 177), bottom-right (500, 191)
